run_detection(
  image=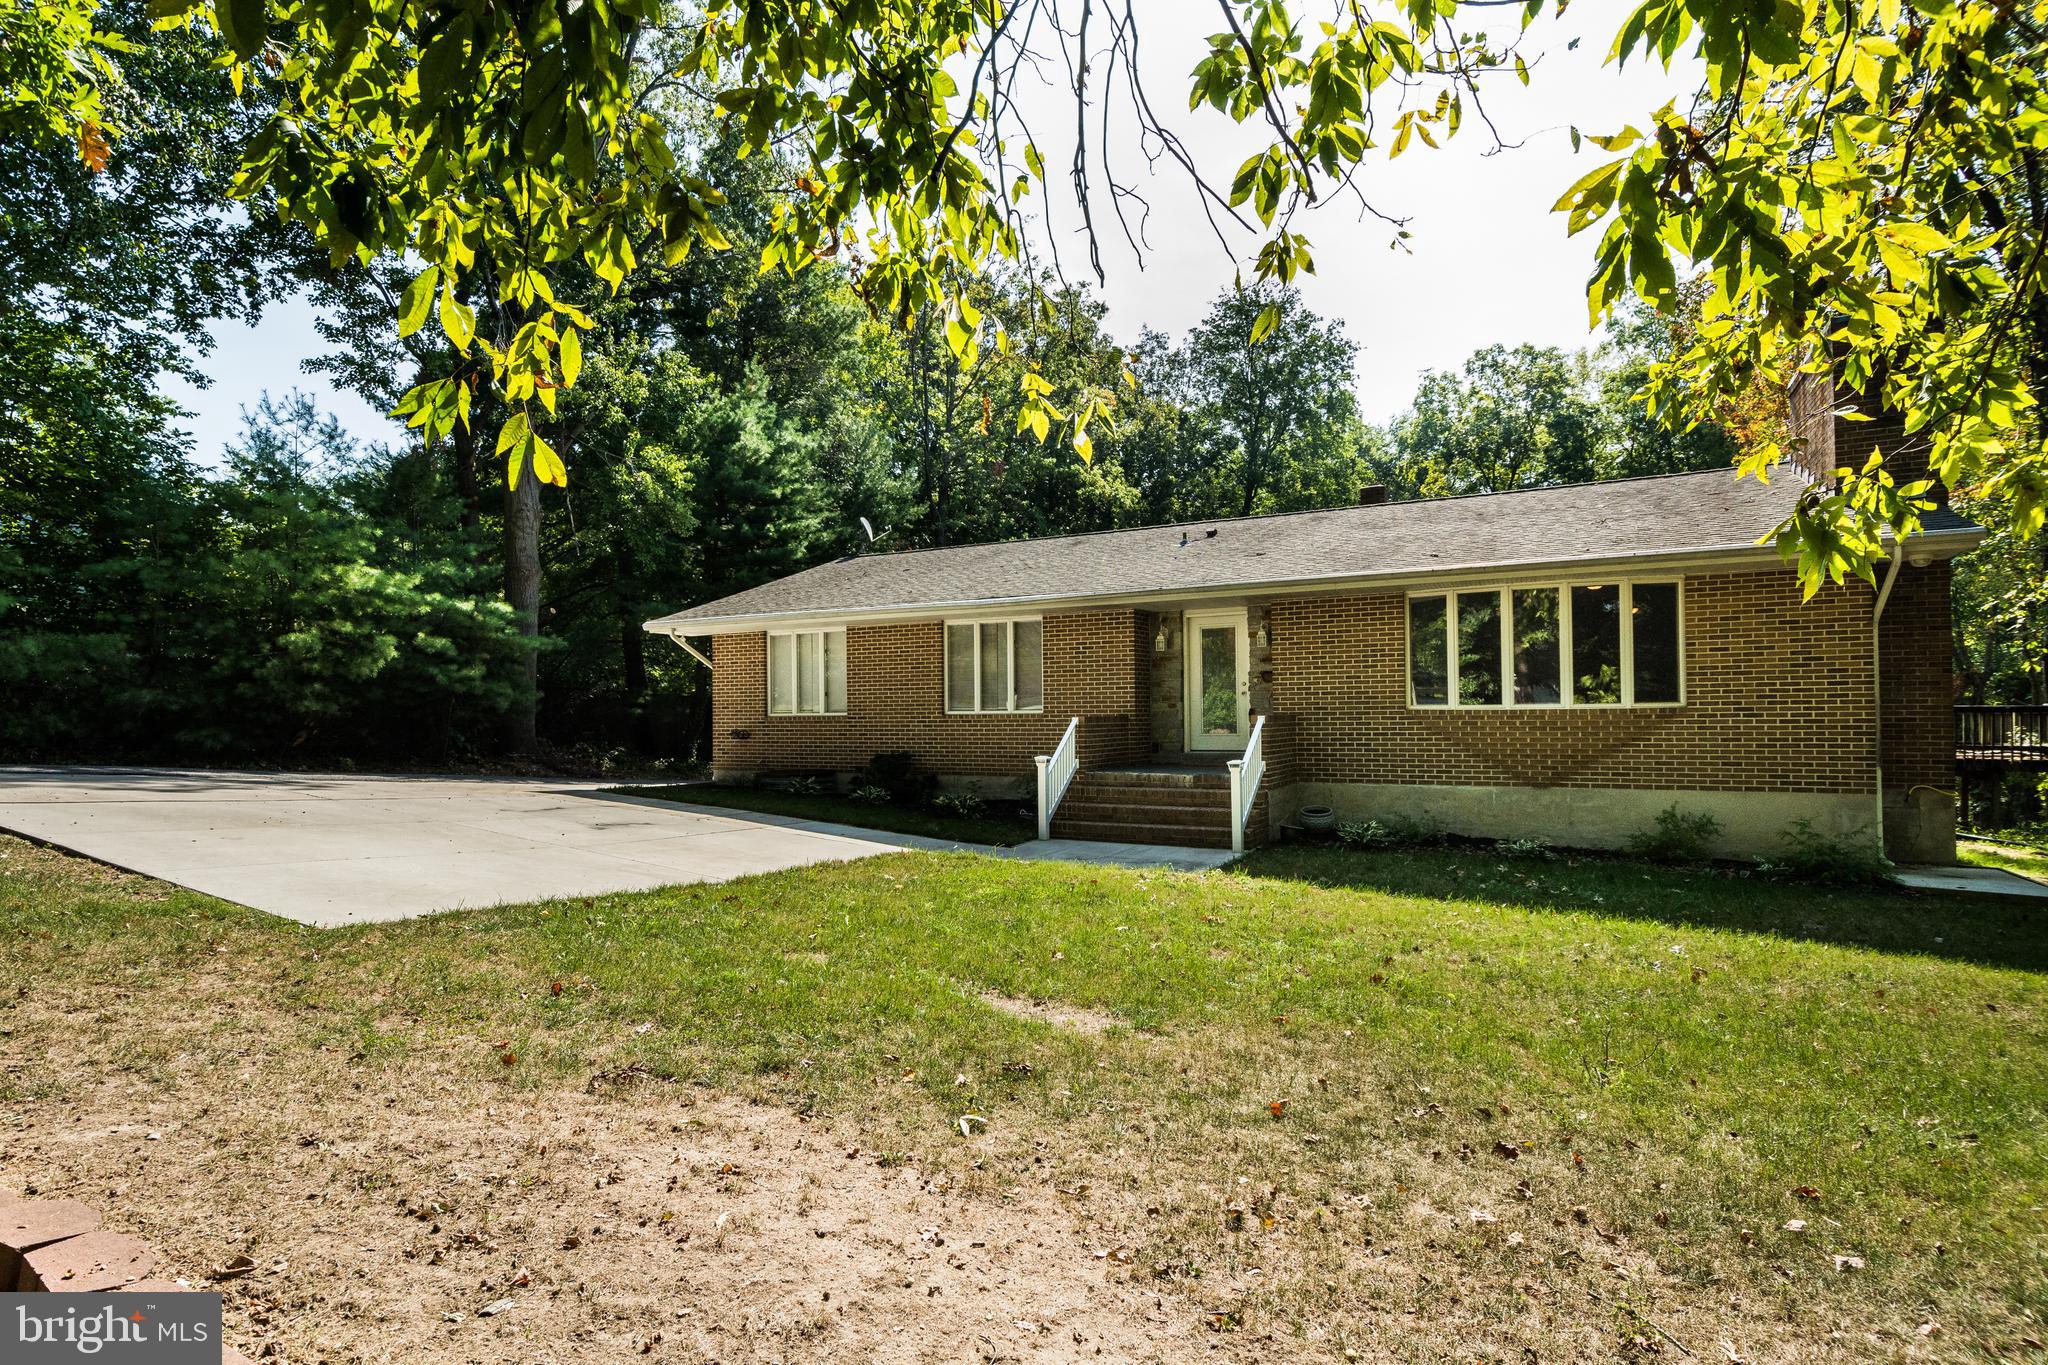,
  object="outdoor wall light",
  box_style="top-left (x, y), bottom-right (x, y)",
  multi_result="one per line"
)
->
top-left (1253, 622), bottom-right (1269, 650)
